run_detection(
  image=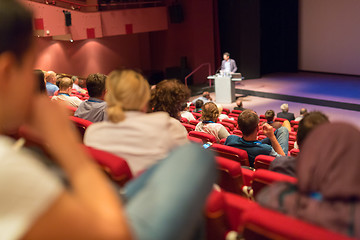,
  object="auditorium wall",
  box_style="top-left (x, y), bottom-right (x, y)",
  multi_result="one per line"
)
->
top-left (299, 0), bottom-right (360, 76)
